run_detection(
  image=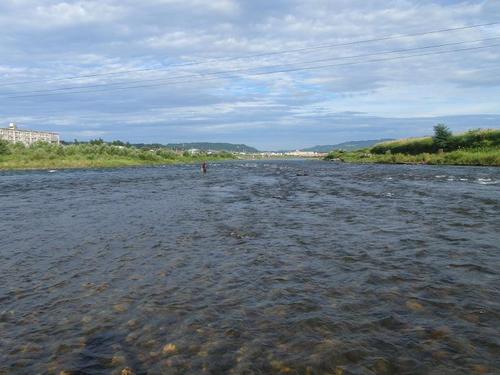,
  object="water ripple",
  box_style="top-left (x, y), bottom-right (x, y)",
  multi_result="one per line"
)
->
top-left (1, 161), bottom-right (499, 374)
